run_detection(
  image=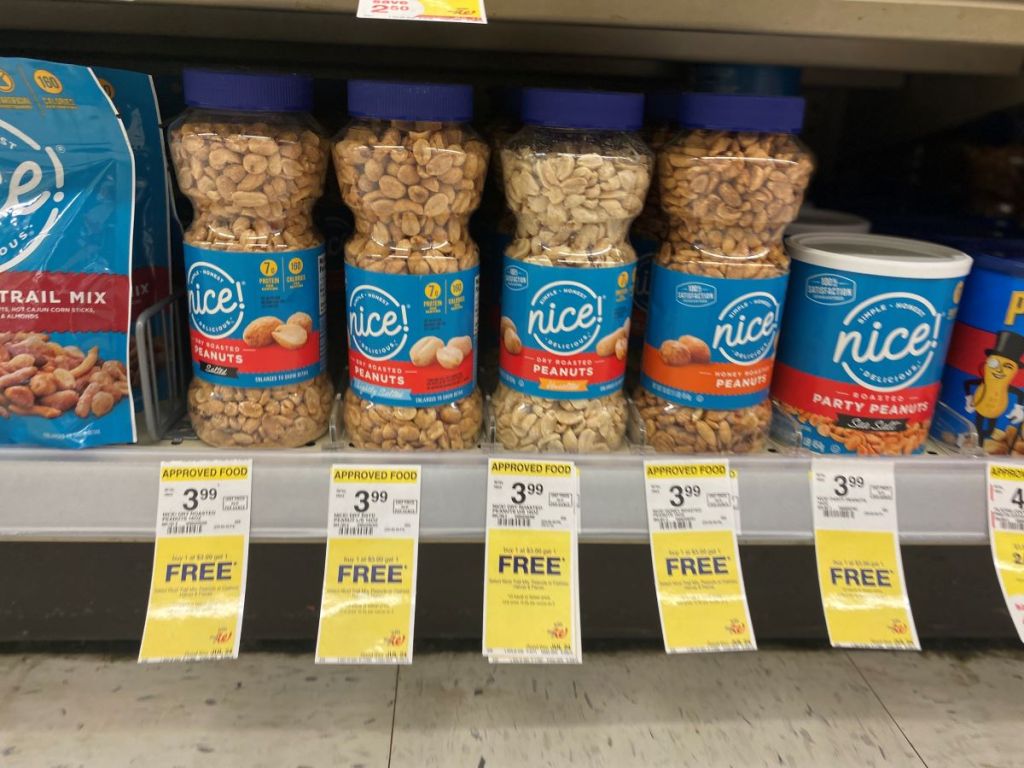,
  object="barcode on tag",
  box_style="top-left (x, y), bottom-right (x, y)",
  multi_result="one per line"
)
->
top-left (497, 516), bottom-right (531, 528)
top-left (823, 507), bottom-right (855, 519)
top-left (339, 526), bottom-right (375, 537)
top-left (166, 524), bottom-right (203, 535)
top-left (659, 520), bottom-right (693, 530)
top-left (998, 518), bottom-right (1024, 532)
